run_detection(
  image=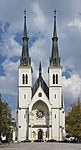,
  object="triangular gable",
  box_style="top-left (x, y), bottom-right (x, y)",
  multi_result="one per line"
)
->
top-left (32, 76), bottom-right (49, 98)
